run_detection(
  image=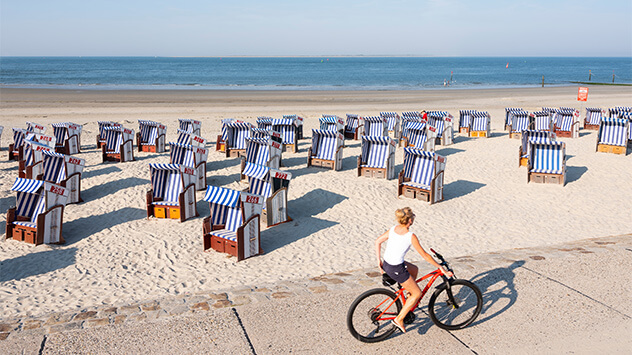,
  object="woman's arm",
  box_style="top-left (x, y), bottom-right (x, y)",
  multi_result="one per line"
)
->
top-left (411, 234), bottom-right (454, 277)
top-left (375, 231), bottom-right (389, 273)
